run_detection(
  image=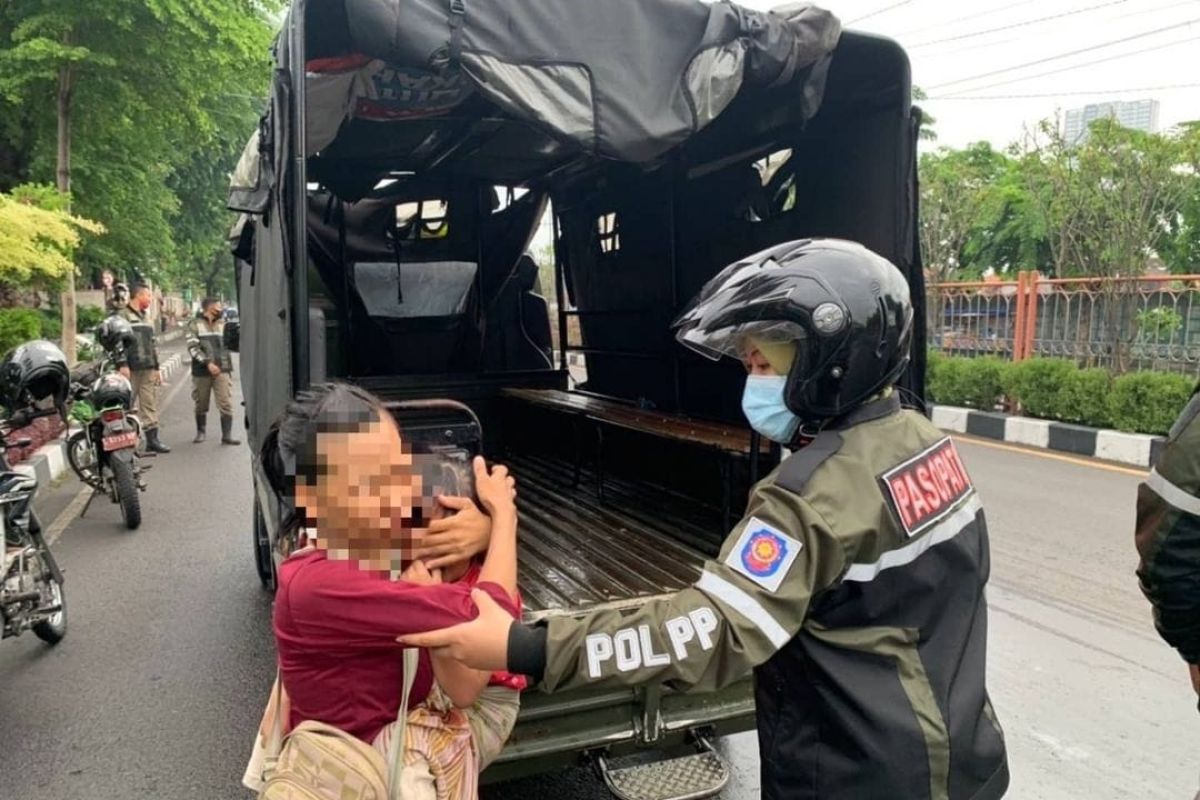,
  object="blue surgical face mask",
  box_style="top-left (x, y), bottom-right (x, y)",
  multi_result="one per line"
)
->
top-left (742, 375), bottom-right (801, 443)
